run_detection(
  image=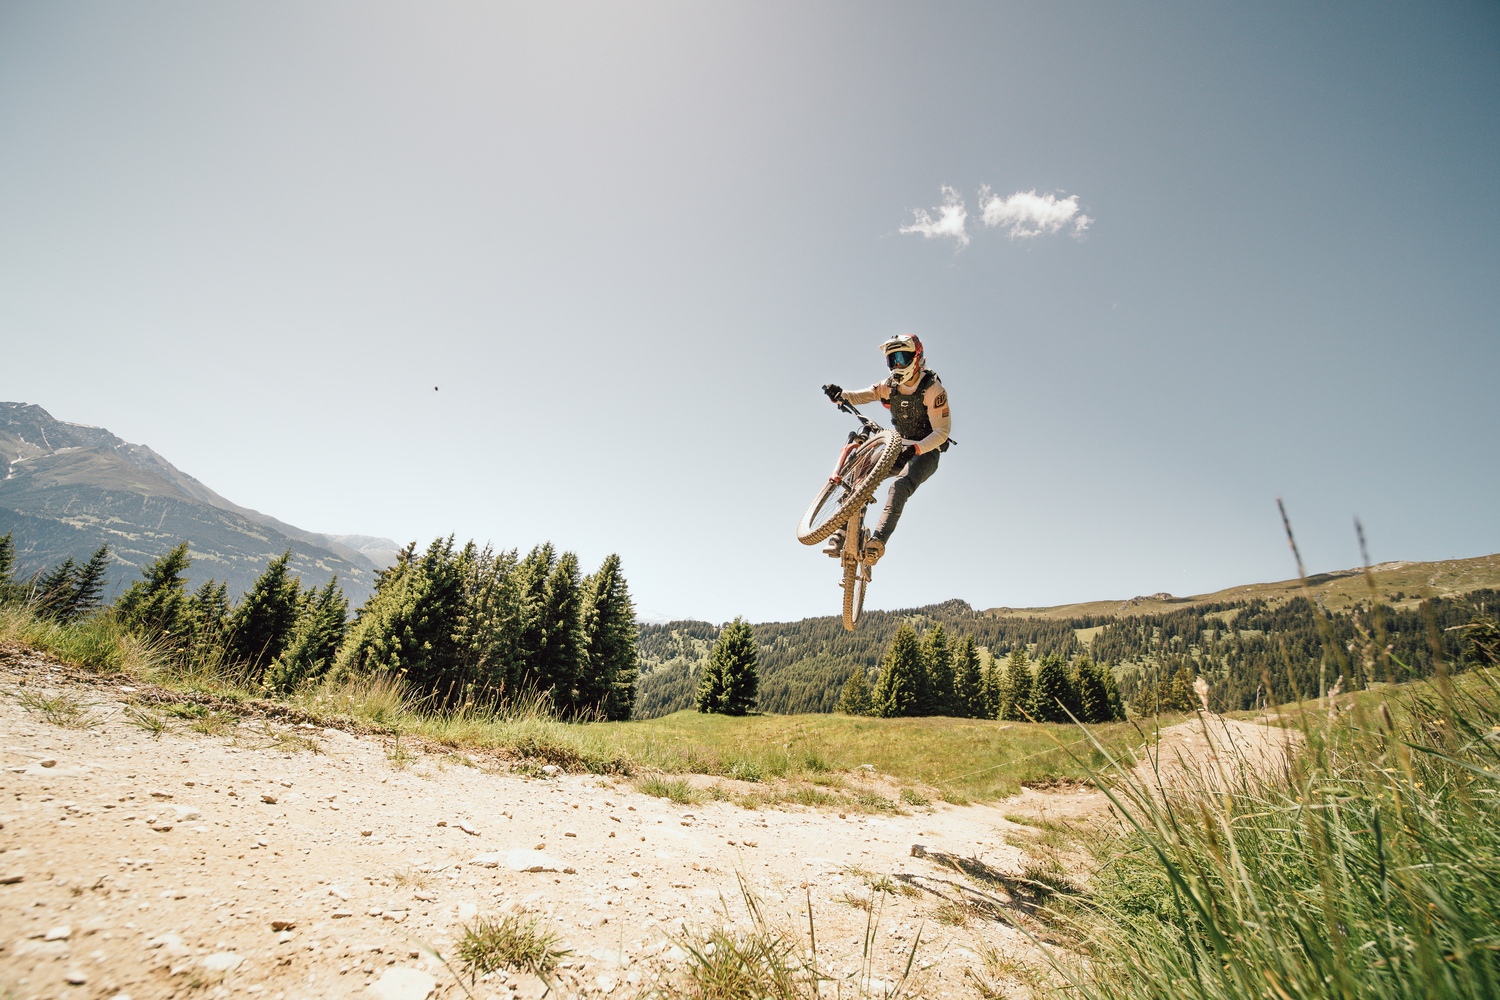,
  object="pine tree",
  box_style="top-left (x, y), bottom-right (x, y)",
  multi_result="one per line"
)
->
top-left (267, 577), bottom-right (349, 692)
top-left (1002, 647), bottom-right (1031, 721)
top-left (115, 543), bottom-right (193, 643)
top-left (1075, 654), bottom-right (1110, 723)
top-left (228, 550), bottom-right (303, 676)
top-left (33, 557), bottom-right (78, 617)
top-left (838, 667), bottom-right (872, 716)
top-left (872, 623), bottom-right (923, 718)
top-left (511, 543), bottom-right (557, 687)
top-left (1165, 657), bottom-right (1197, 713)
top-left (67, 546), bottom-right (109, 621)
top-left (922, 625), bottom-right (955, 716)
top-left (694, 652), bottom-right (725, 714)
top-left (577, 554), bottom-right (638, 721)
top-left (1103, 660), bottom-right (1126, 721)
top-left (537, 551), bottom-right (586, 714)
top-left (0, 532), bottom-right (14, 598)
top-left (334, 537), bottom-right (473, 697)
top-left (187, 579), bottom-right (231, 660)
top-left (34, 547), bottom-right (110, 622)
top-left (982, 652), bottom-right (1004, 720)
top-left (954, 634), bottom-right (983, 718)
top-left (697, 618), bottom-right (758, 715)
top-left (1029, 653), bottom-right (1075, 723)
